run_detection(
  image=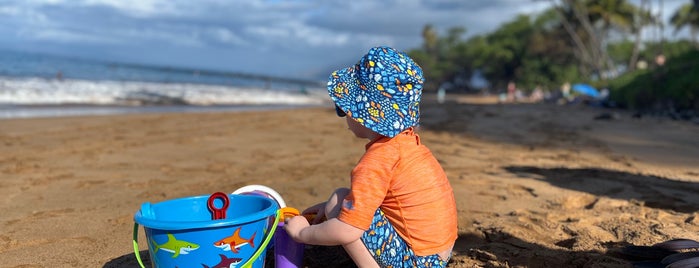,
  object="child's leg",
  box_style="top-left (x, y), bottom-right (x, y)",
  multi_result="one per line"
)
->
top-left (344, 239), bottom-right (380, 268)
top-left (324, 188), bottom-right (379, 268)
